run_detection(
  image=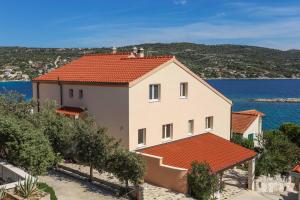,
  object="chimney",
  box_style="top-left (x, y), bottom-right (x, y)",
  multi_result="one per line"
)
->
top-left (112, 47), bottom-right (117, 54)
top-left (132, 46), bottom-right (138, 55)
top-left (138, 47), bottom-right (144, 58)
